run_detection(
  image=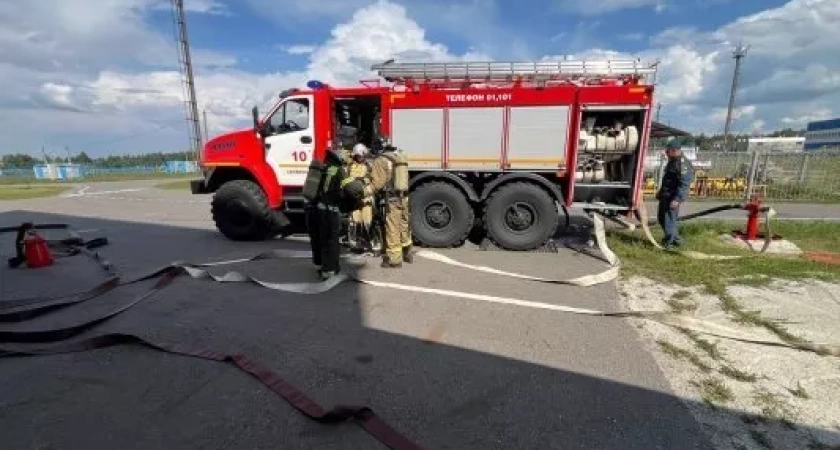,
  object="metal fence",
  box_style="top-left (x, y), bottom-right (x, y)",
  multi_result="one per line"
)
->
top-left (0, 163), bottom-right (199, 184)
top-left (644, 147), bottom-right (840, 203)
